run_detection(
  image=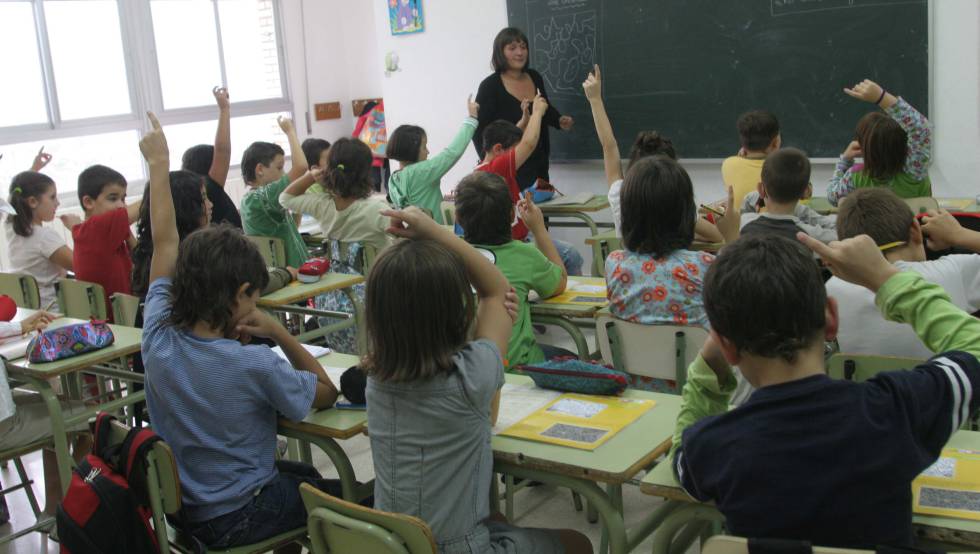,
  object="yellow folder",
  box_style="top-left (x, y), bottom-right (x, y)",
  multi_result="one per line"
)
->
top-left (913, 447), bottom-right (980, 521)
